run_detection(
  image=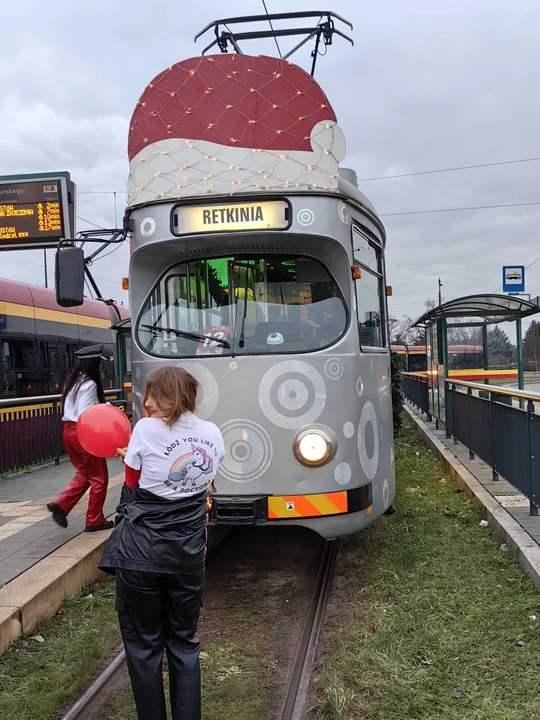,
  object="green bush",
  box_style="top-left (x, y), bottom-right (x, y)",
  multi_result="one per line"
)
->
top-left (391, 352), bottom-right (404, 437)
